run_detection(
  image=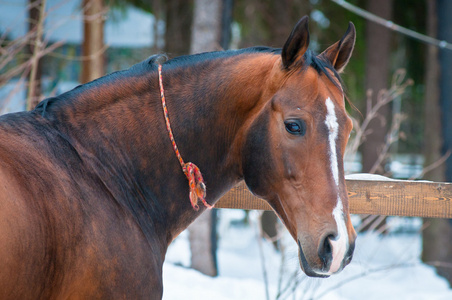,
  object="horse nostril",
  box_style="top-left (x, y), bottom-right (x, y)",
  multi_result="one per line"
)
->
top-left (344, 240), bottom-right (356, 265)
top-left (319, 234), bottom-right (334, 269)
